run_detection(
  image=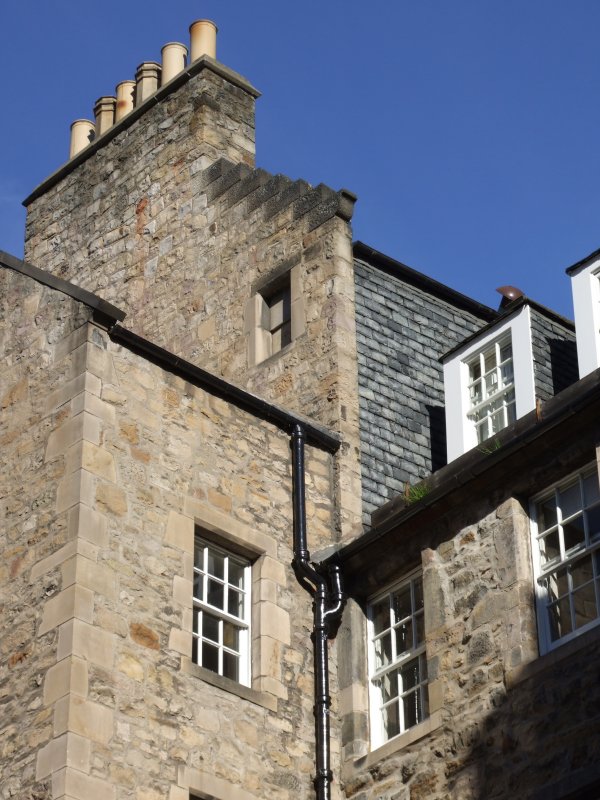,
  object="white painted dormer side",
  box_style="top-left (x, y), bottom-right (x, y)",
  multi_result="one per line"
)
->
top-left (443, 304), bottom-right (536, 463)
top-left (568, 253), bottom-right (600, 378)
